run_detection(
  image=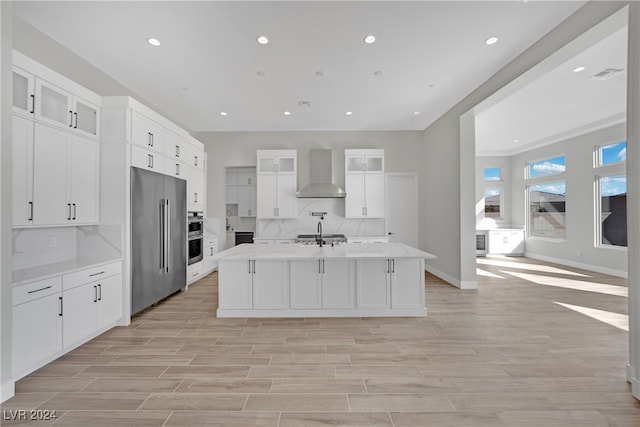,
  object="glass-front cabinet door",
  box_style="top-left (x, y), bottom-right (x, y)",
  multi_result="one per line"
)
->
top-left (258, 156), bottom-right (277, 173)
top-left (73, 97), bottom-right (100, 139)
top-left (365, 155), bottom-right (384, 172)
top-left (35, 78), bottom-right (73, 129)
top-left (13, 66), bottom-right (35, 117)
top-left (277, 156), bottom-right (296, 174)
